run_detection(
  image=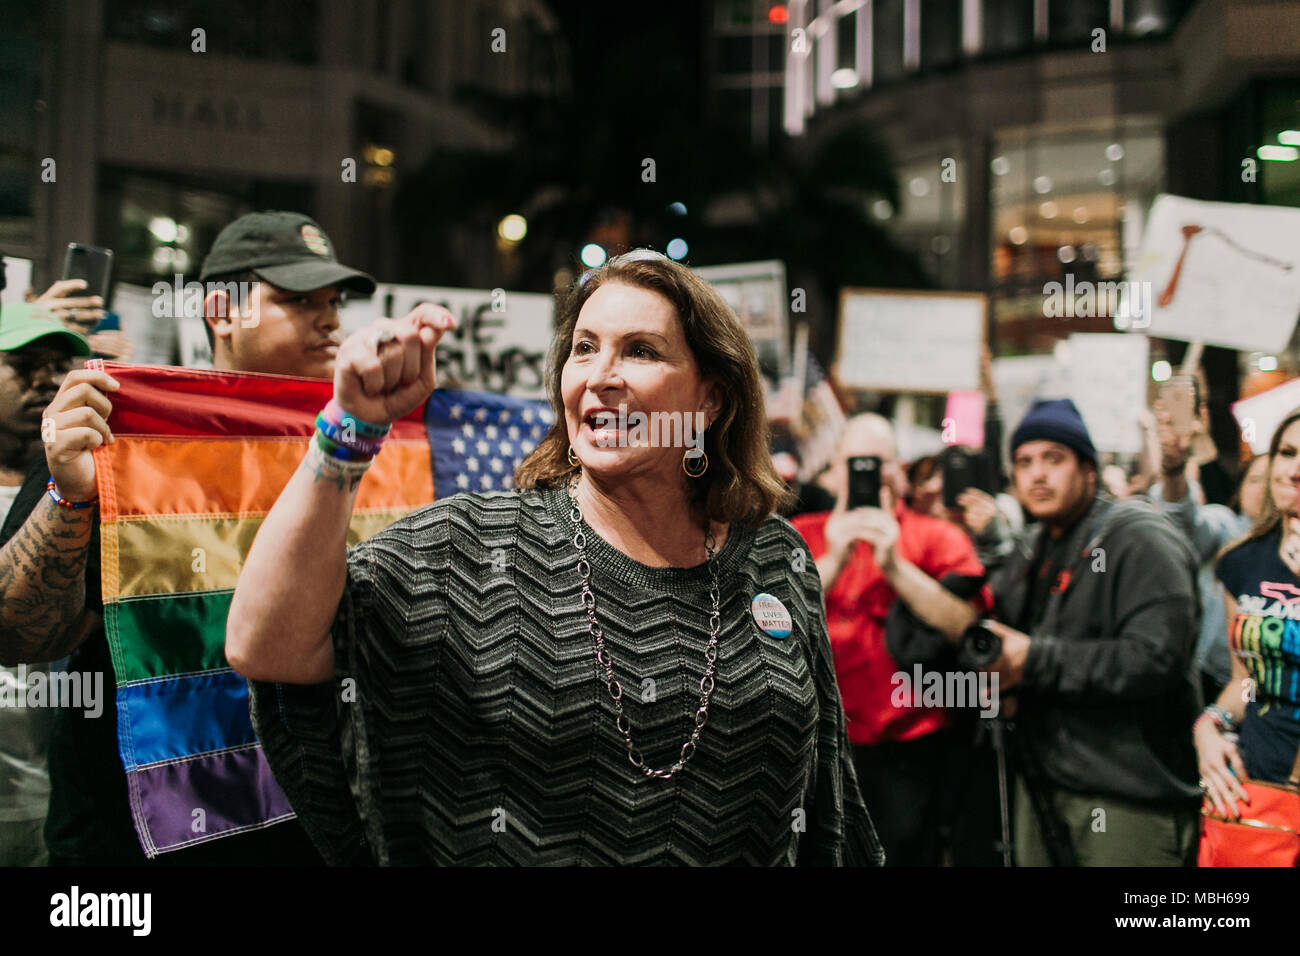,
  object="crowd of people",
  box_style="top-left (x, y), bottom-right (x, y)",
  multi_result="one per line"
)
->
top-left (0, 208), bottom-right (1296, 867)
